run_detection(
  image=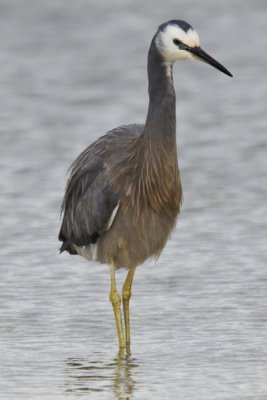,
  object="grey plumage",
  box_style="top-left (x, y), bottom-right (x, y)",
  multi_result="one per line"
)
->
top-left (59, 35), bottom-right (183, 268)
top-left (59, 20), bottom-right (232, 270)
top-left (59, 124), bottom-right (142, 255)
